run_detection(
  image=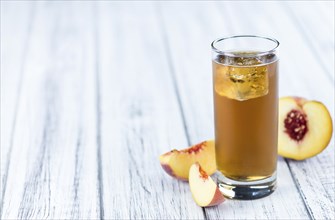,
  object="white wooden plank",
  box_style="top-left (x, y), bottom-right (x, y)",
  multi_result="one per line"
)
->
top-left (96, 2), bottom-right (205, 219)
top-left (159, 1), bottom-right (311, 219)
top-left (285, 1), bottom-right (334, 82)
top-left (0, 2), bottom-right (35, 215)
top-left (1, 2), bottom-right (100, 219)
top-left (217, 1), bottom-right (334, 219)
